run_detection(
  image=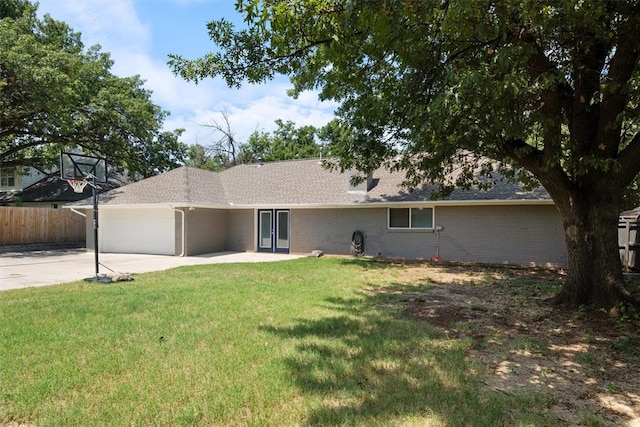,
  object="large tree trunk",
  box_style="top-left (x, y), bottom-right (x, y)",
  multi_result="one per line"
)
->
top-left (552, 187), bottom-right (635, 310)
